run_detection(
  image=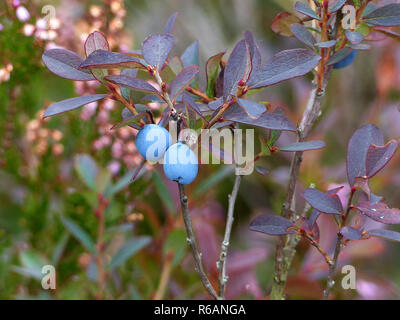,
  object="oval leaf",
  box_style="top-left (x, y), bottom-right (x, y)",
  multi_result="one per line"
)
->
top-left (347, 124), bottom-right (384, 186)
top-left (236, 98), bottom-right (266, 119)
top-left (79, 50), bottom-right (146, 69)
top-left (341, 226), bottom-right (363, 240)
top-left (60, 216), bottom-right (96, 254)
top-left (327, 47), bottom-right (353, 66)
top-left (345, 30), bottom-right (364, 44)
top-left (315, 40), bottom-right (337, 48)
top-left (142, 33), bottom-right (174, 70)
top-left (290, 23), bottom-right (316, 49)
top-left (363, 3), bottom-right (400, 26)
top-left (303, 188), bottom-right (343, 214)
top-left (223, 39), bottom-right (251, 100)
top-left (164, 12), bottom-right (178, 34)
top-left (279, 140), bottom-right (326, 152)
top-left (367, 229), bottom-right (400, 242)
top-left (108, 237), bottom-right (151, 269)
top-left (42, 49), bottom-right (95, 81)
top-left (43, 94), bottom-right (107, 118)
top-left (250, 213), bottom-right (296, 235)
top-left (85, 31), bottom-right (110, 57)
top-left (170, 65), bottom-right (199, 102)
top-left (105, 75), bottom-right (161, 96)
top-left (206, 51), bottom-right (225, 98)
top-left (248, 49), bottom-right (321, 89)
top-left (244, 30), bottom-right (262, 72)
top-left (223, 103), bottom-right (296, 132)
top-left (294, 1), bottom-right (320, 20)
top-left (366, 140), bottom-right (398, 178)
top-left (355, 201), bottom-right (400, 224)
top-left (75, 154), bottom-right (99, 191)
top-left (271, 11), bottom-right (302, 37)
